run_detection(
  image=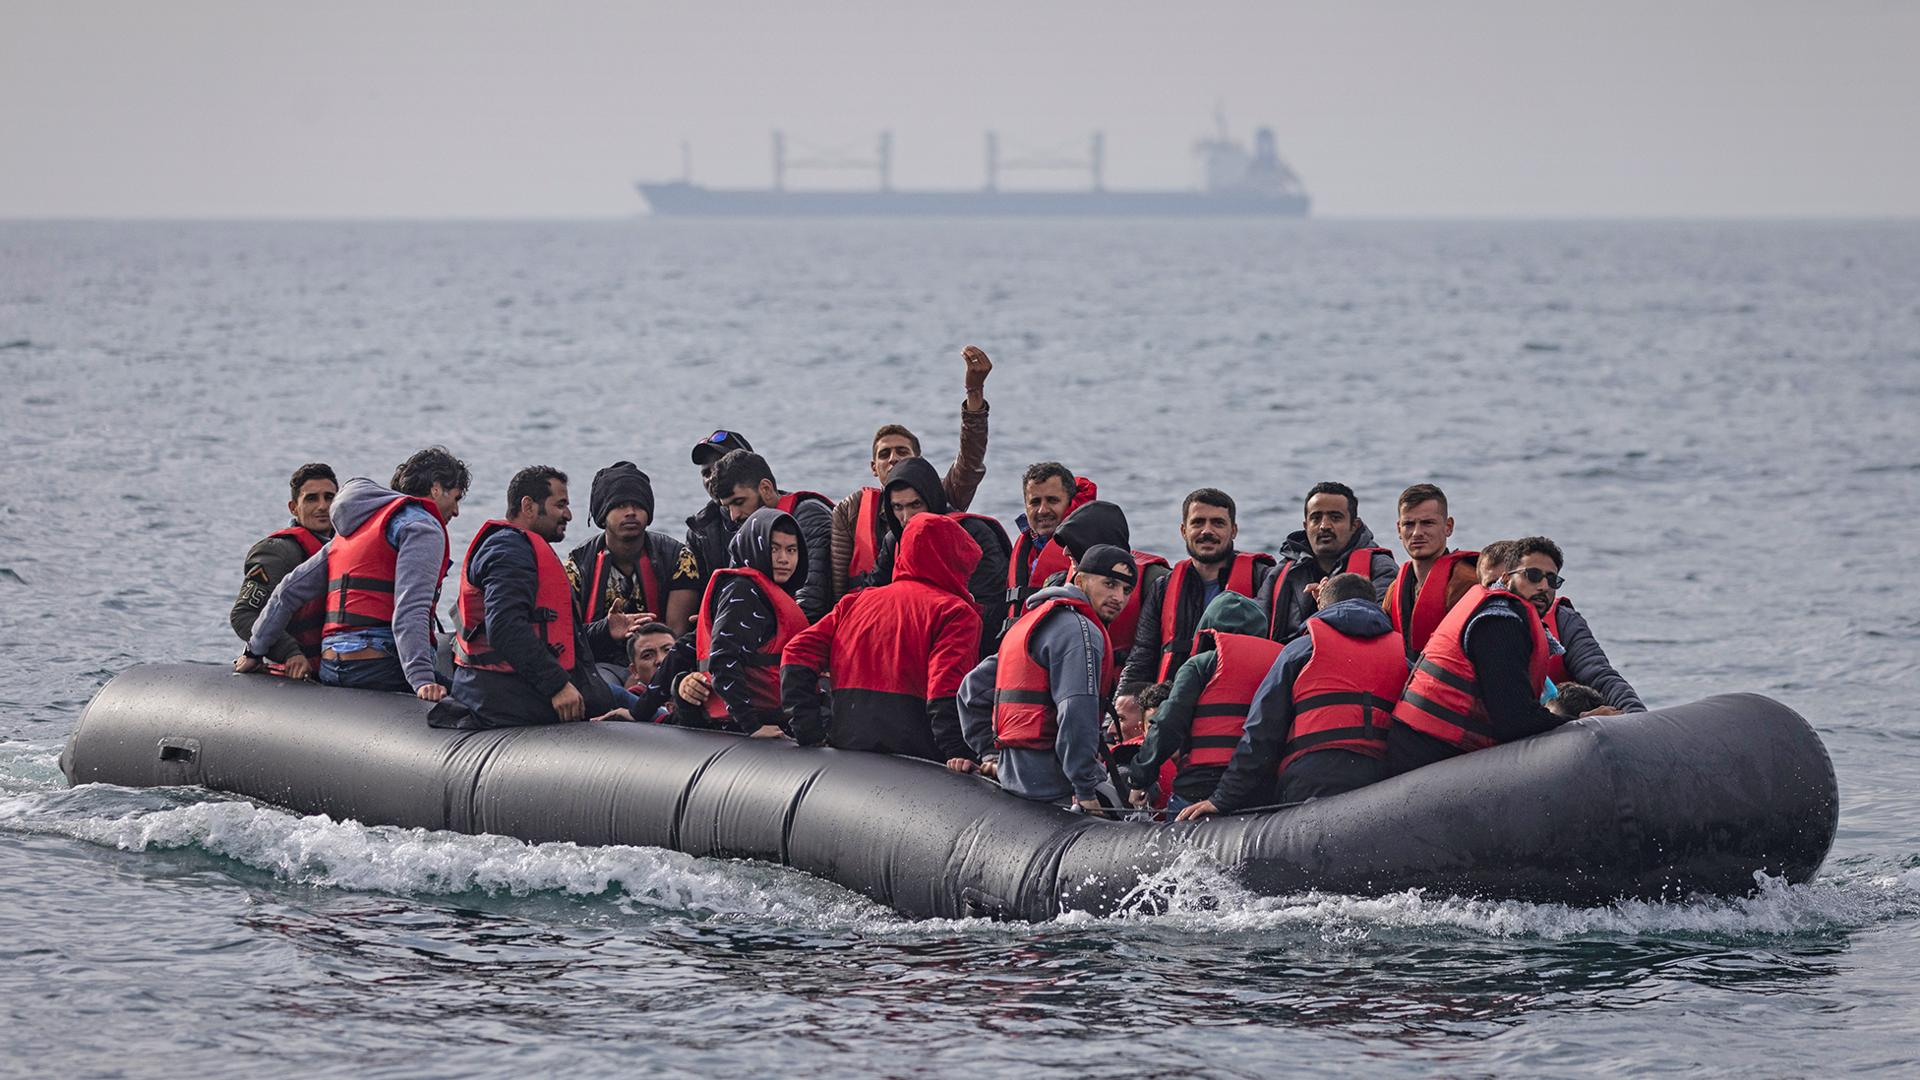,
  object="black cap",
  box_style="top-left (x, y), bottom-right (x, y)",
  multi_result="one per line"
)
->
top-left (590, 461), bottom-right (655, 528)
top-left (1078, 544), bottom-right (1137, 586)
top-left (692, 429), bottom-right (753, 466)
